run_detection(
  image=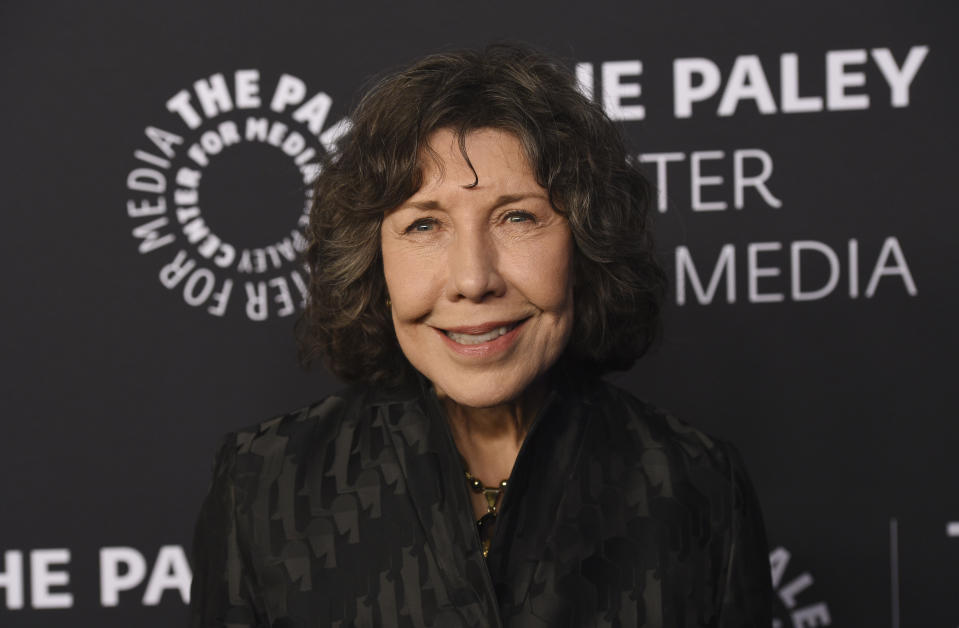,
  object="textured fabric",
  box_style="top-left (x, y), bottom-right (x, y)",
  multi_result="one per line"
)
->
top-left (189, 372), bottom-right (772, 627)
